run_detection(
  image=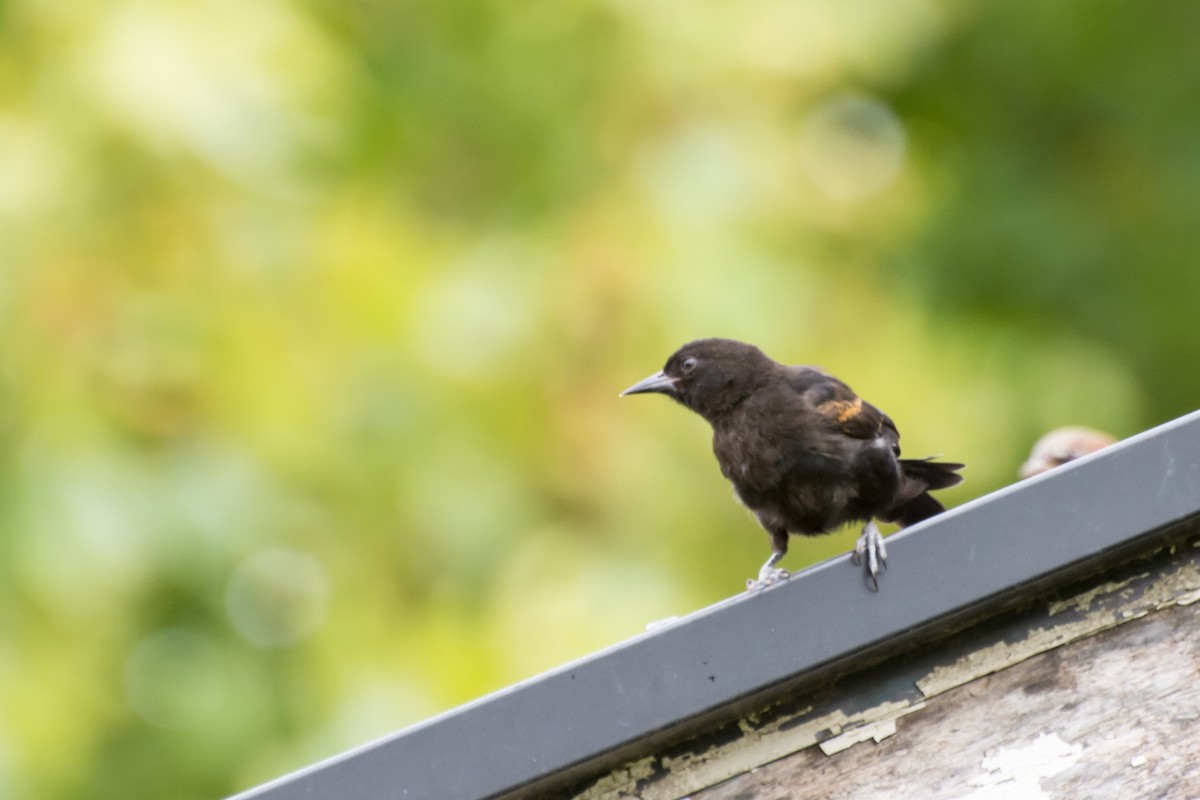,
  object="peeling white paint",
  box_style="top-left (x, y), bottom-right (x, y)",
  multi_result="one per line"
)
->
top-left (919, 561), bottom-right (1200, 698)
top-left (1174, 588), bottom-right (1200, 606)
top-left (818, 716), bottom-right (905, 755)
top-left (964, 732), bottom-right (1083, 799)
top-left (1046, 574), bottom-right (1143, 616)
